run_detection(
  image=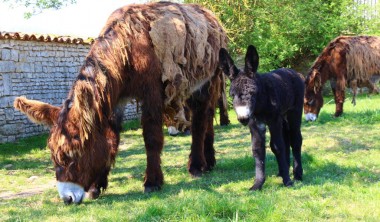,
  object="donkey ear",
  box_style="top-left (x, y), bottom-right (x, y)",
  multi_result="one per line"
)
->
top-left (219, 48), bottom-right (239, 80)
top-left (244, 45), bottom-right (259, 76)
top-left (14, 97), bottom-right (61, 126)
